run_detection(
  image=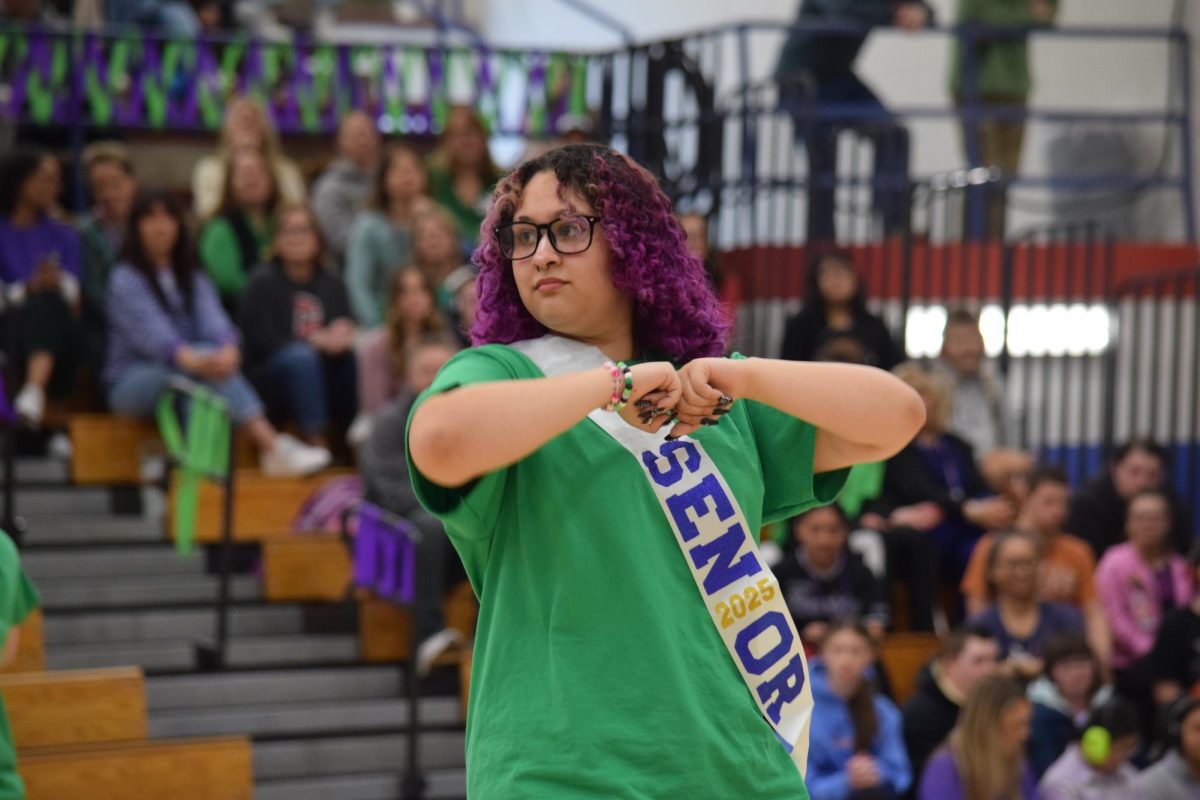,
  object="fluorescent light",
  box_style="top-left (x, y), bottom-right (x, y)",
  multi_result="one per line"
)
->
top-left (904, 303), bottom-right (1112, 359)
